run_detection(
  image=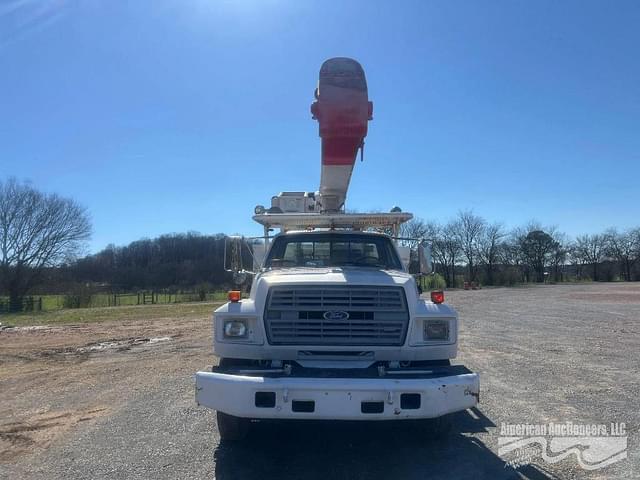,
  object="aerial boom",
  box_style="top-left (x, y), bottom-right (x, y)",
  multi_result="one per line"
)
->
top-left (254, 57), bottom-right (394, 232)
top-left (311, 58), bottom-right (373, 213)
